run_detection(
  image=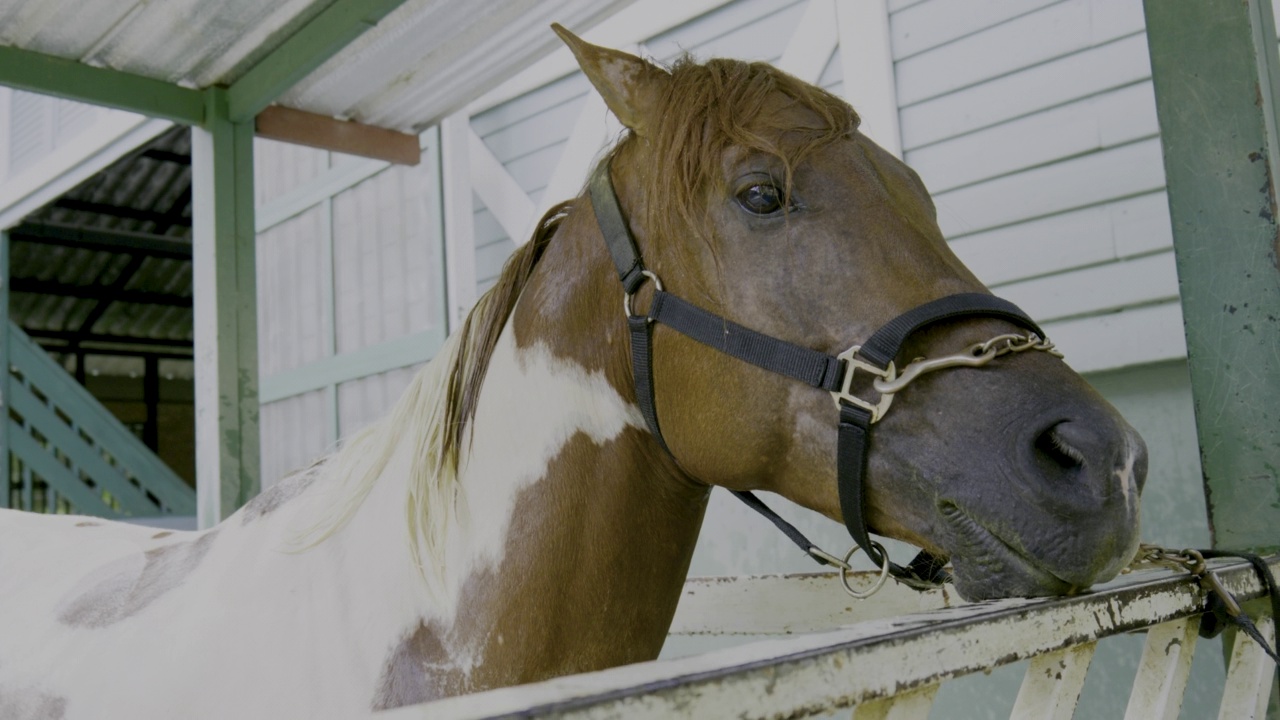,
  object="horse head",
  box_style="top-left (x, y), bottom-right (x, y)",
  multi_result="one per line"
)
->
top-left (546, 27), bottom-right (1147, 601)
